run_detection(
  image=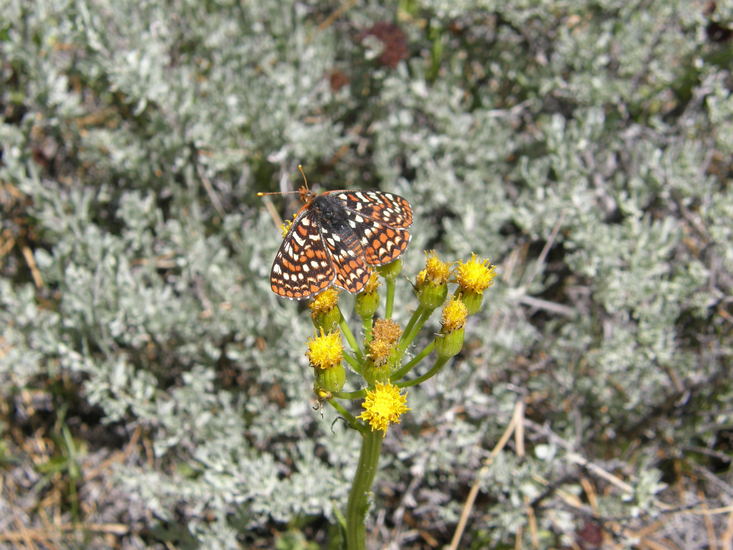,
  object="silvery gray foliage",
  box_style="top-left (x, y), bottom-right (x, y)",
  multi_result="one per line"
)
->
top-left (2, 0), bottom-right (732, 547)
